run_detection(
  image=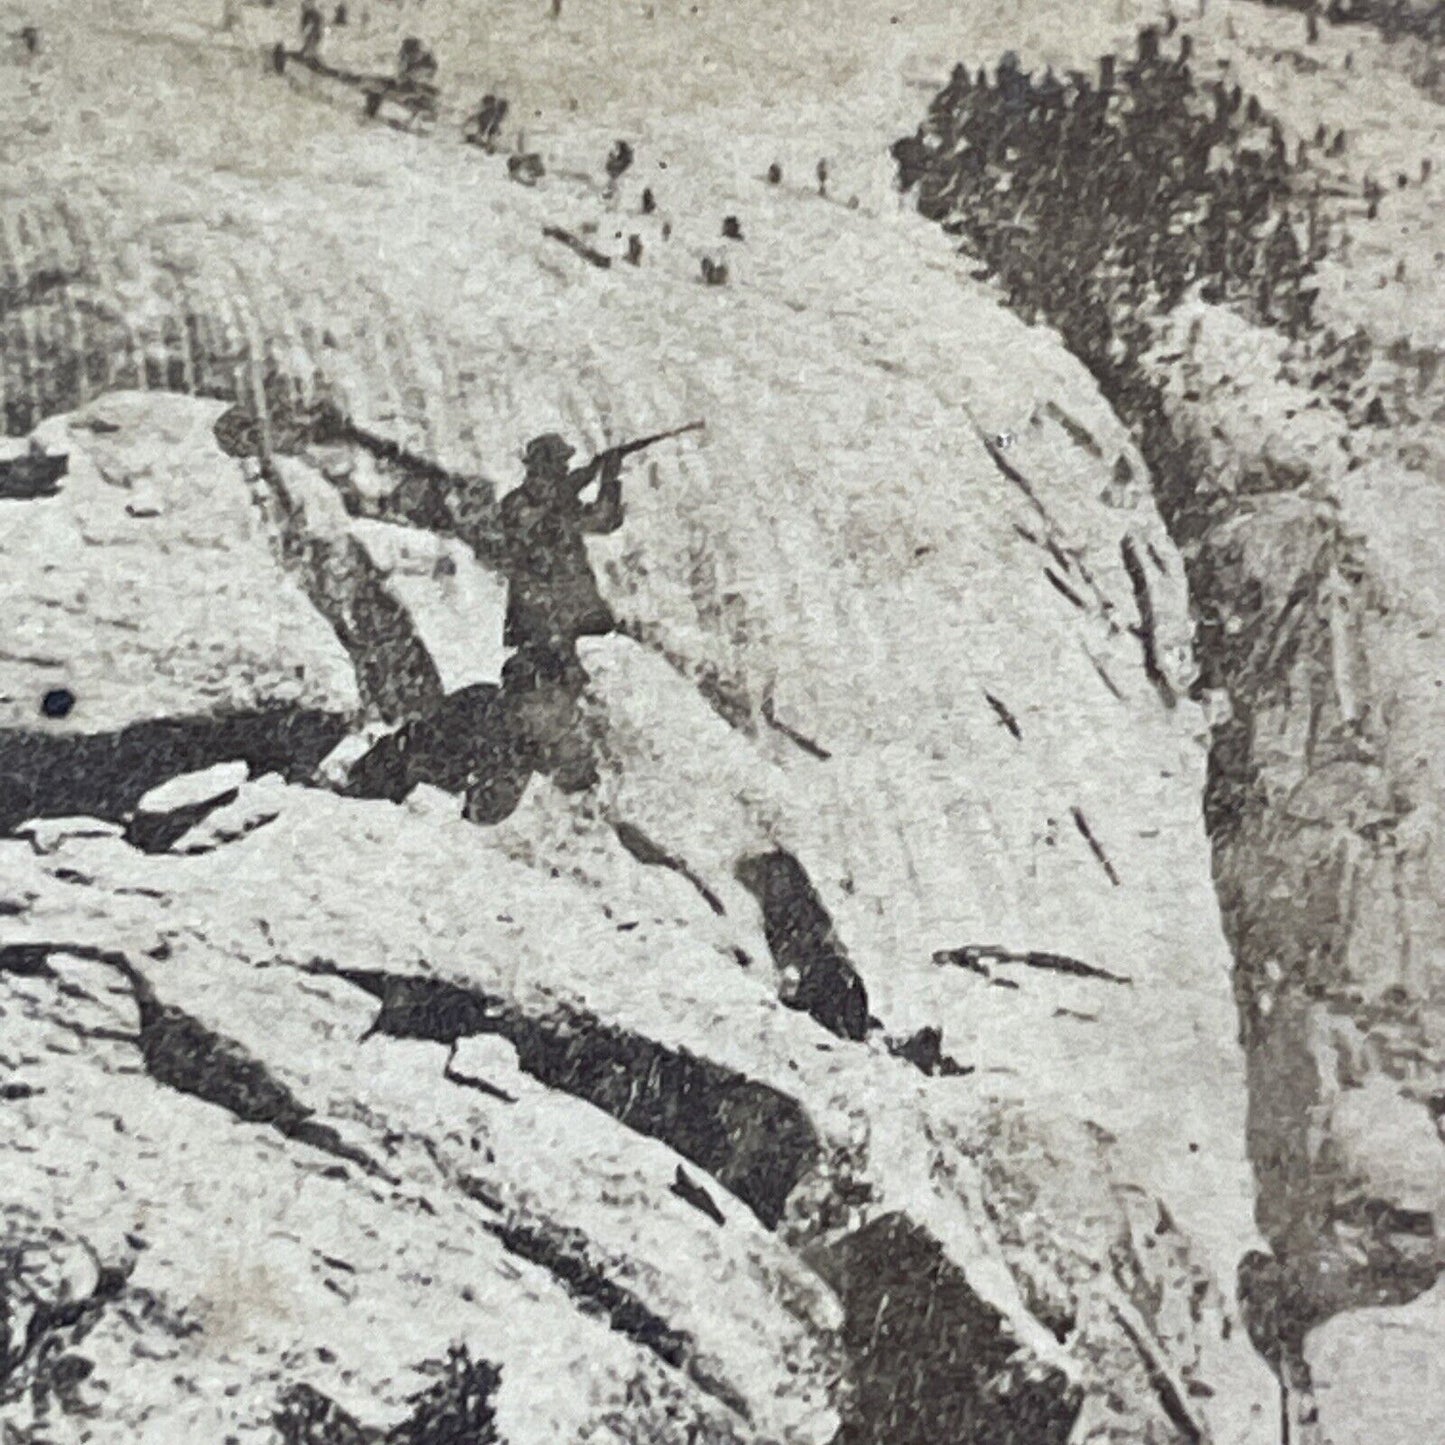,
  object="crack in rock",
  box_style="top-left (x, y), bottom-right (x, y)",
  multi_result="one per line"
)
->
top-left (0, 708), bottom-right (347, 832)
top-left (324, 965), bottom-right (820, 1231)
top-left (734, 849), bottom-right (870, 1043)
